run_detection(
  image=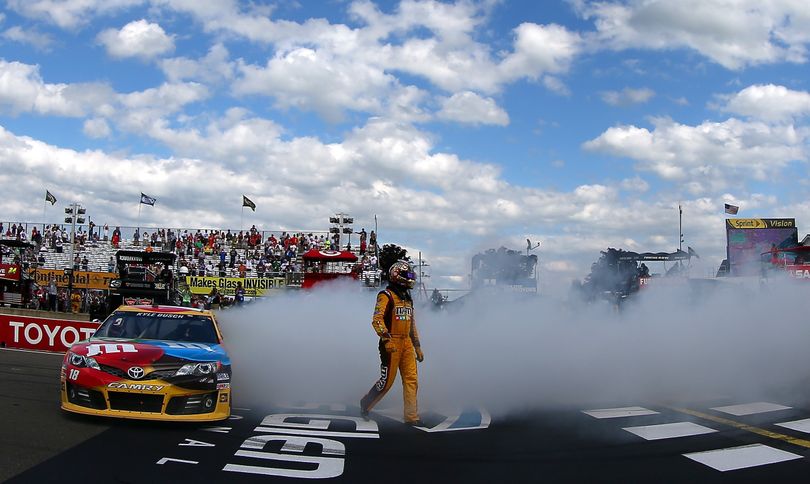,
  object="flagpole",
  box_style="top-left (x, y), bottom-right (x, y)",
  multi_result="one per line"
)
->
top-left (678, 203), bottom-right (683, 252)
top-left (241, 205), bottom-right (244, 233)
